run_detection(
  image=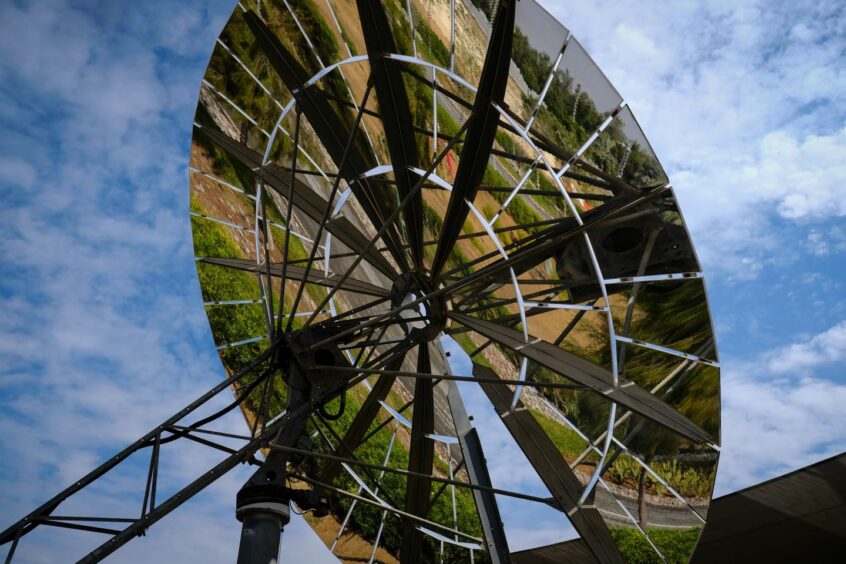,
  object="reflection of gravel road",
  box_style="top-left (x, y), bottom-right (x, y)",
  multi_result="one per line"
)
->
top-left (594, 485), bottom-right (706, 529)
